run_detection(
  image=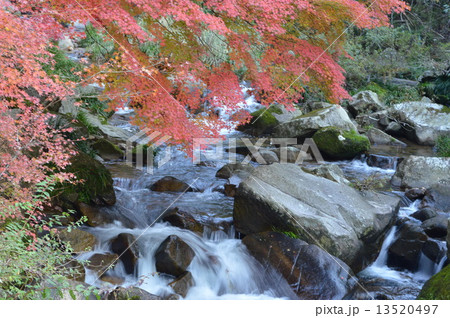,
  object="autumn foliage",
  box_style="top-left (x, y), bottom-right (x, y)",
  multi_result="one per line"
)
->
top-left (0, 0), bottom-right (409, 215)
